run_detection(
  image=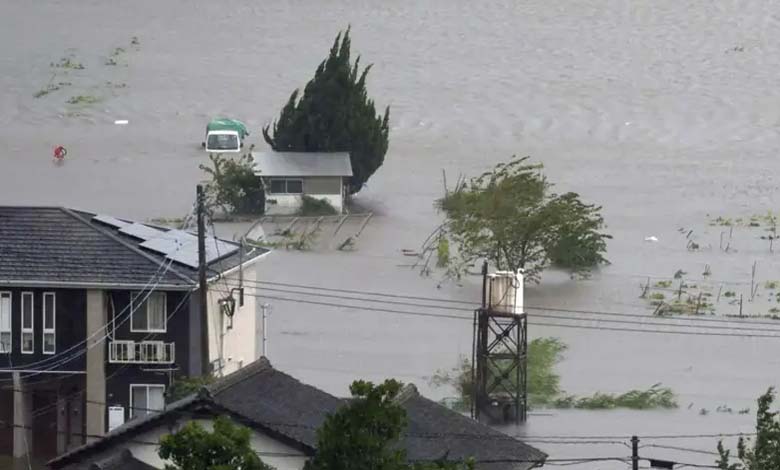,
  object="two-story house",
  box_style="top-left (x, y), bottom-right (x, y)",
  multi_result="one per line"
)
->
top-left (0, 206), bottom-right (269, 462)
